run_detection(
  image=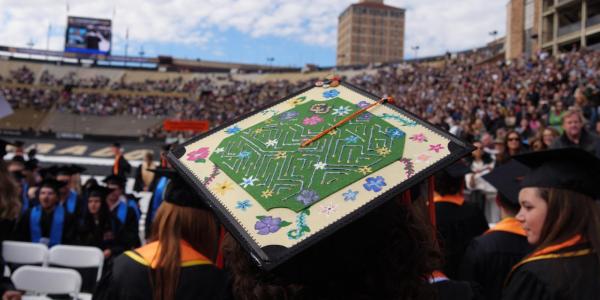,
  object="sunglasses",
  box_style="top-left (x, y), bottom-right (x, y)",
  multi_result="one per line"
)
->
top-left (507, 137), bottom-right (520, 141)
